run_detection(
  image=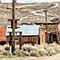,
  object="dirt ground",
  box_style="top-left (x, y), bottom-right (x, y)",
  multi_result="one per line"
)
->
top-left (0, 53), bottom-right (60, 60)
